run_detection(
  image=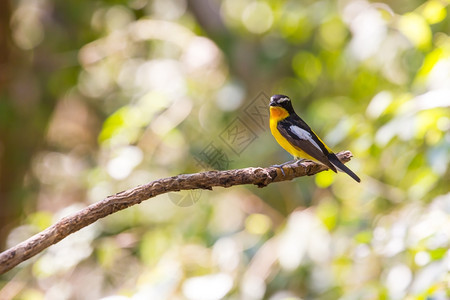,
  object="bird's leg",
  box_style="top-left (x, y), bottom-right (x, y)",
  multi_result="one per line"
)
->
top-left (271, 159), bottom-right (302, 176)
